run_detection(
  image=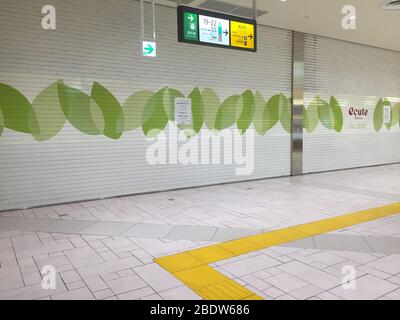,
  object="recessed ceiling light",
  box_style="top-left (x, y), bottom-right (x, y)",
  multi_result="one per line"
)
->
top-left (382, 0), bottom-right (400, 10)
